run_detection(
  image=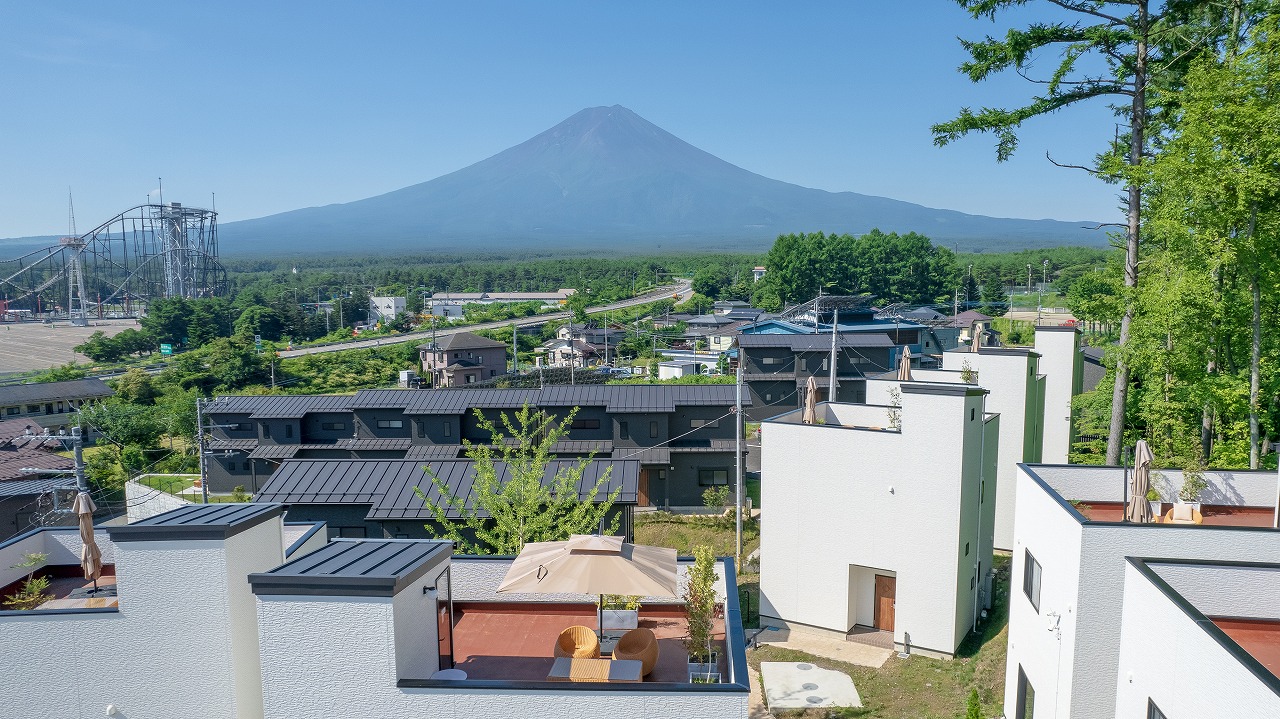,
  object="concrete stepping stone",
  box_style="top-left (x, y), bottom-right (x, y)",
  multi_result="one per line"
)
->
top-left (760, 661), bottom-right (862, 710)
